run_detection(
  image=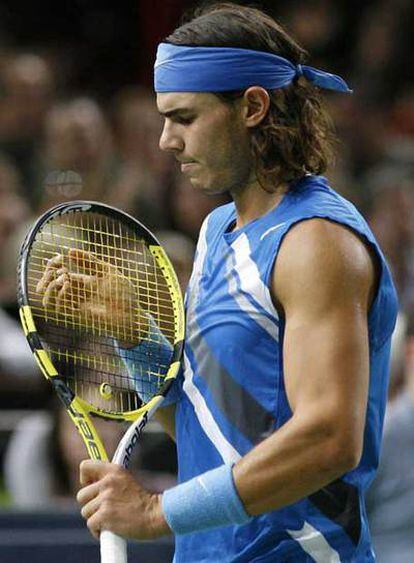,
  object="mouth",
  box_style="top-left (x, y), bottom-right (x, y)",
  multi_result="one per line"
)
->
top-left (180, 162), bottom-right (198, 173)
